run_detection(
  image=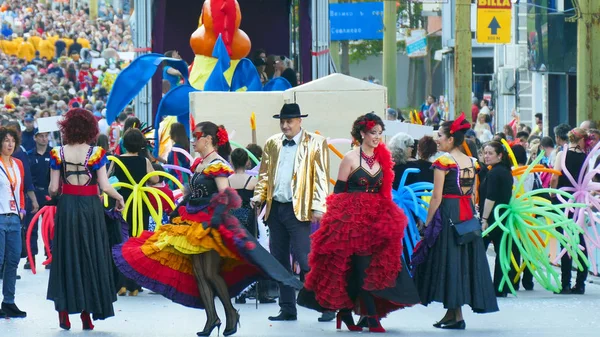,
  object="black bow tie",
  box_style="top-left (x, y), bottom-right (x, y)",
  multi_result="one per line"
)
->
top-left (283, 139), bottom-right (296, 147)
